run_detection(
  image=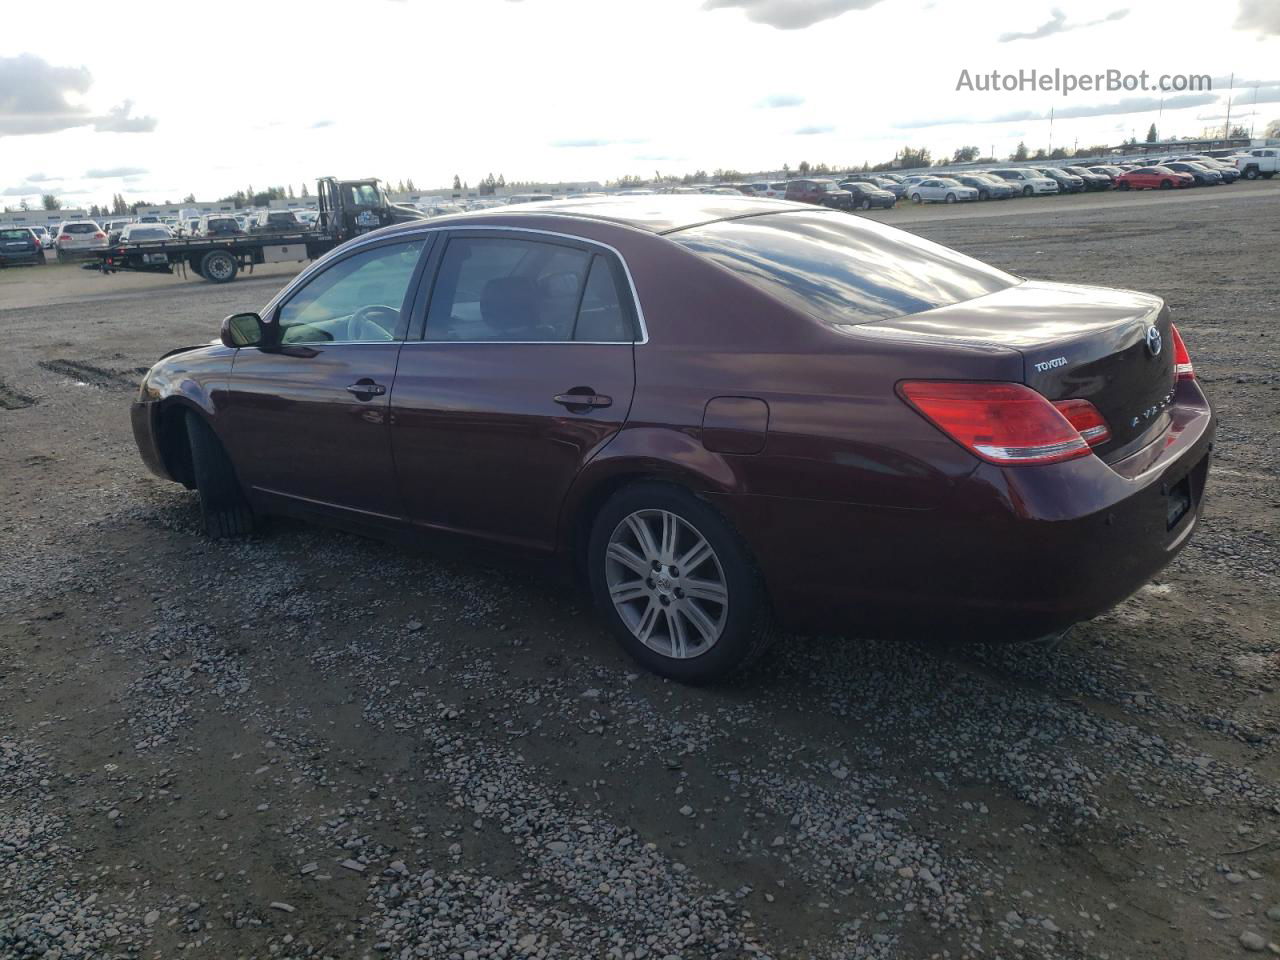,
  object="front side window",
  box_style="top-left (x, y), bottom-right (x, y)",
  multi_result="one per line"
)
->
top-left (424, 236), bottom-right (631, 343)
top-left (669, 210), bottom-right (1018, 327)
top-left (277, 239), bottom-right (425, 344)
